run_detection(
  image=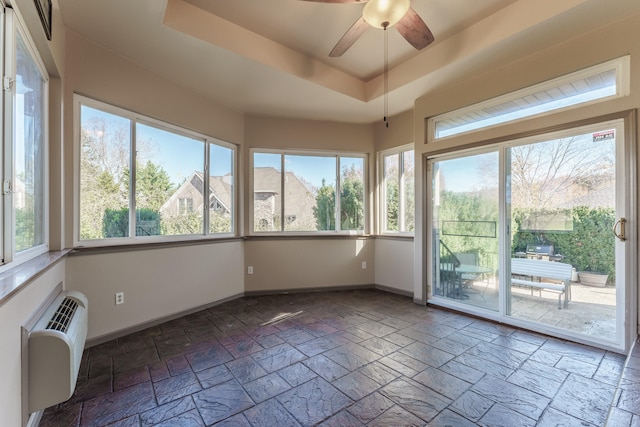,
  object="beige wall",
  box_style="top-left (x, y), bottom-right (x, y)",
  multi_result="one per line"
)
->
top-left (66, 242), bottom-right (244, 341)
top-left (412, 12), bottom-right (640, 330)
top-left (374, 238), bottom-right (414, 296)
top-left (373, 109), bottom-right (414, 153)
top-left (244, 238), bottom-right (374, 292)
top-left (0, 263), bottom-right (65, 427)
